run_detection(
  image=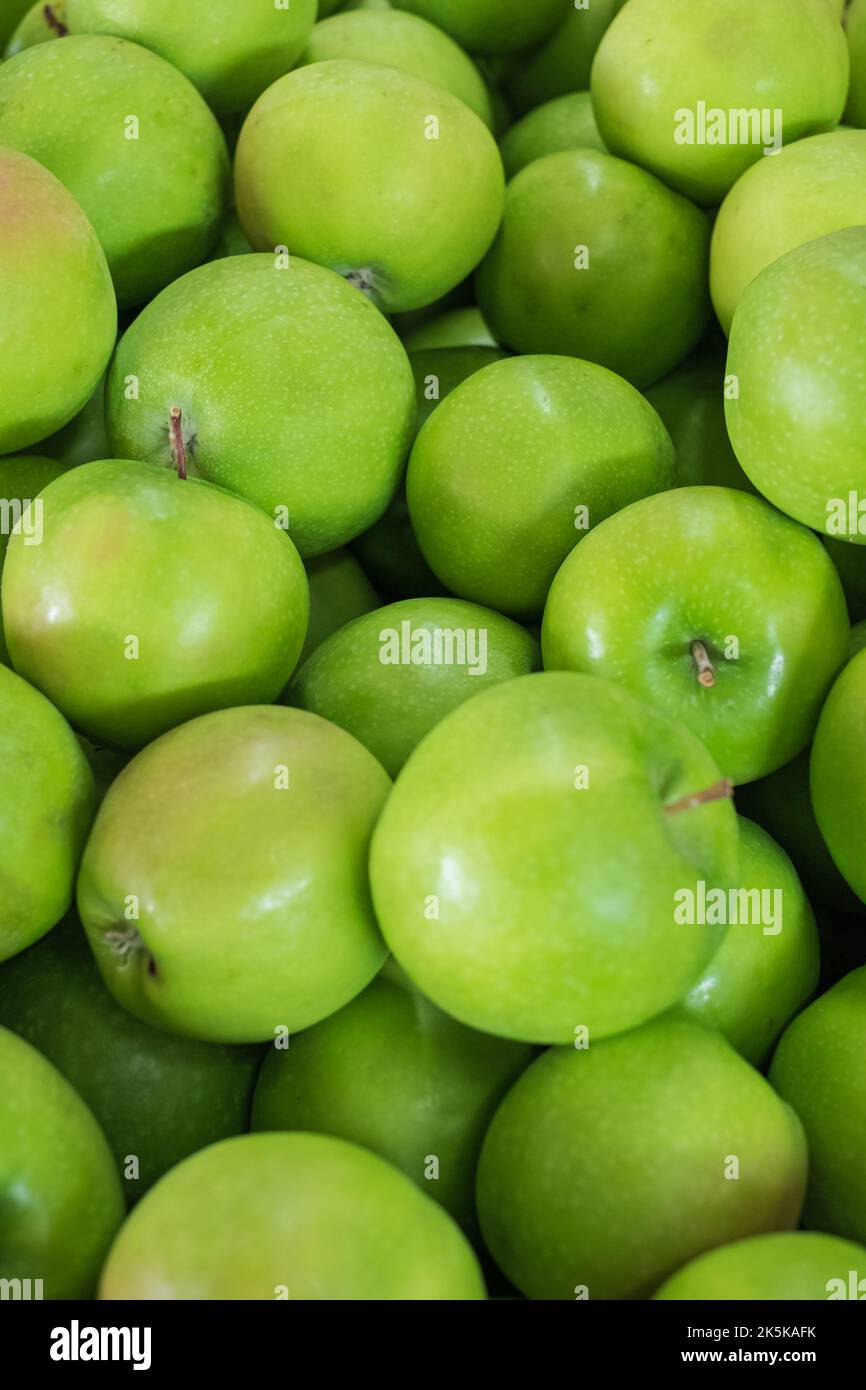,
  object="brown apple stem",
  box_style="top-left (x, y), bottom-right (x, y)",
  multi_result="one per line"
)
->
top-left (44, 5), bottom-right (68, 36)
top-left (665, 778), bottom-right (734, 816)
top-left (690, 639), bottom-right (716, 688)
top-left (169, 406), bottom-right (187, 480)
